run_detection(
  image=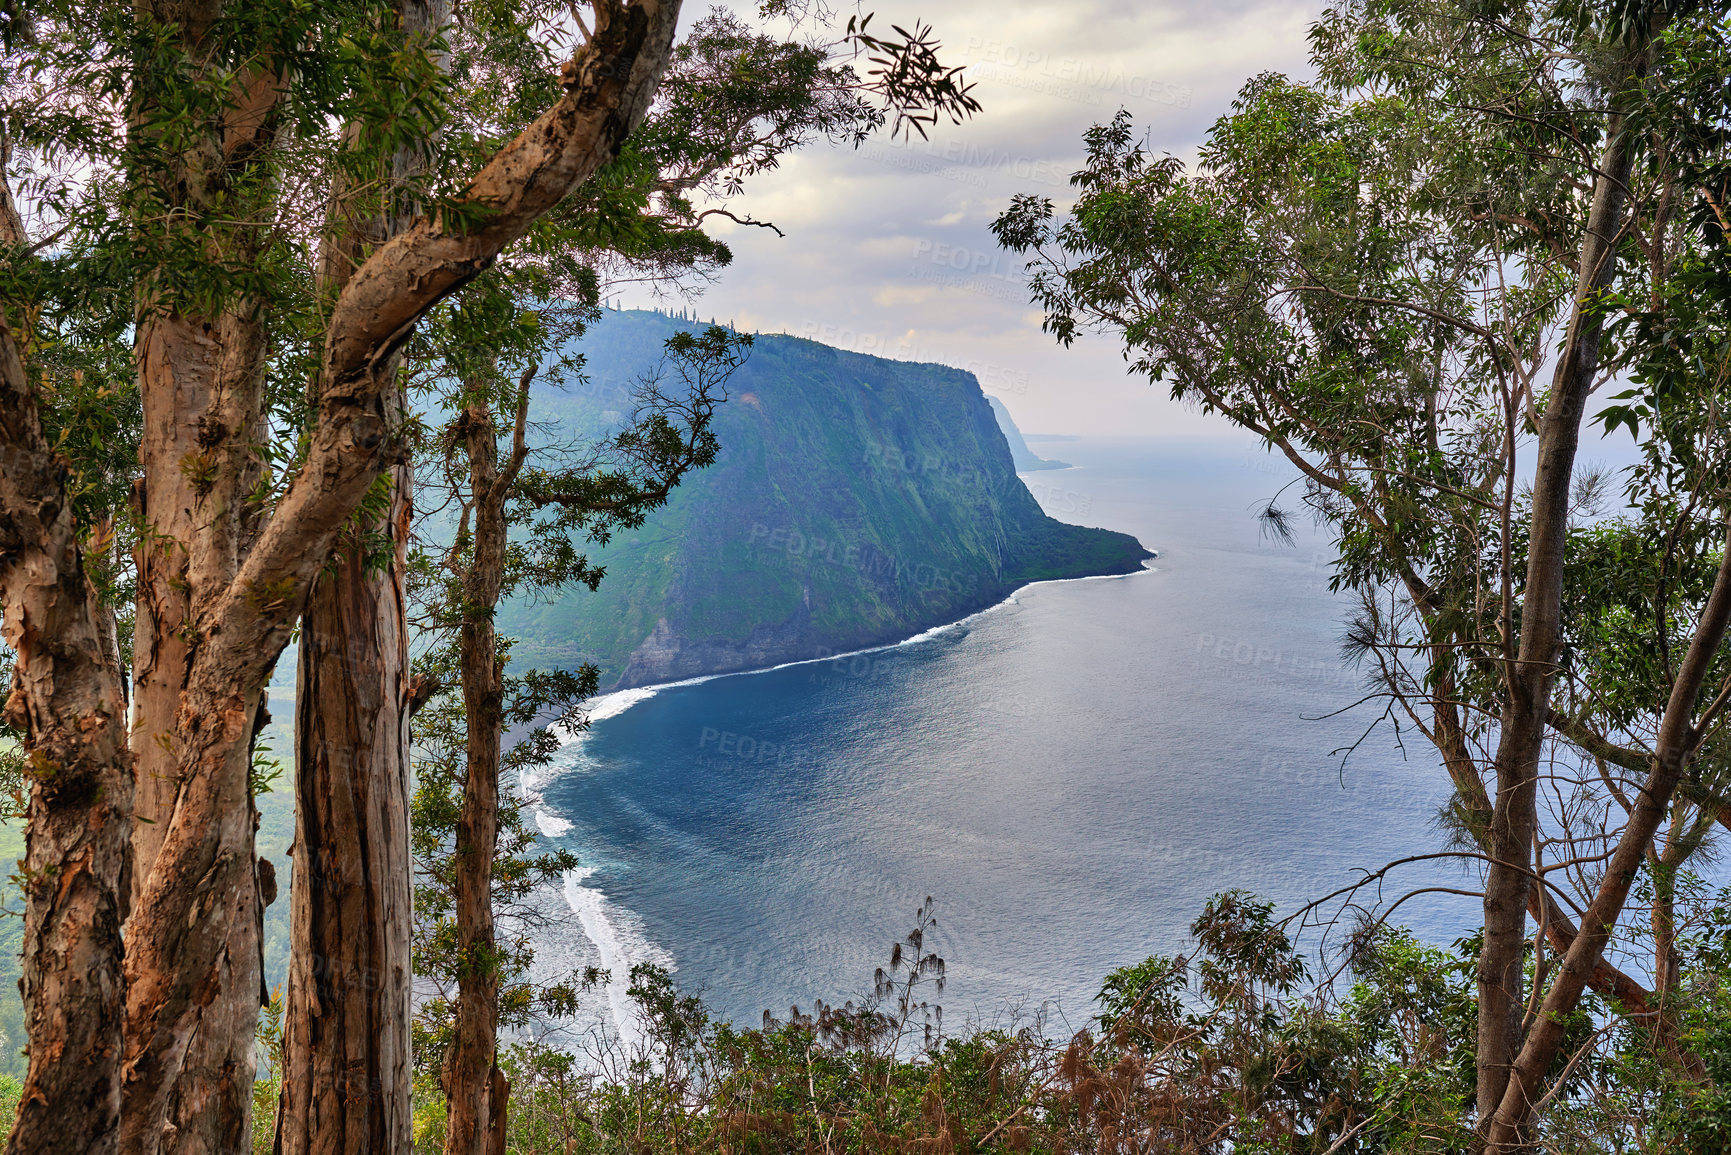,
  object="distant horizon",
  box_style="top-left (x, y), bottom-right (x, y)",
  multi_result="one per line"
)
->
top-left (584, 304), bottom-right (1644, 460)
